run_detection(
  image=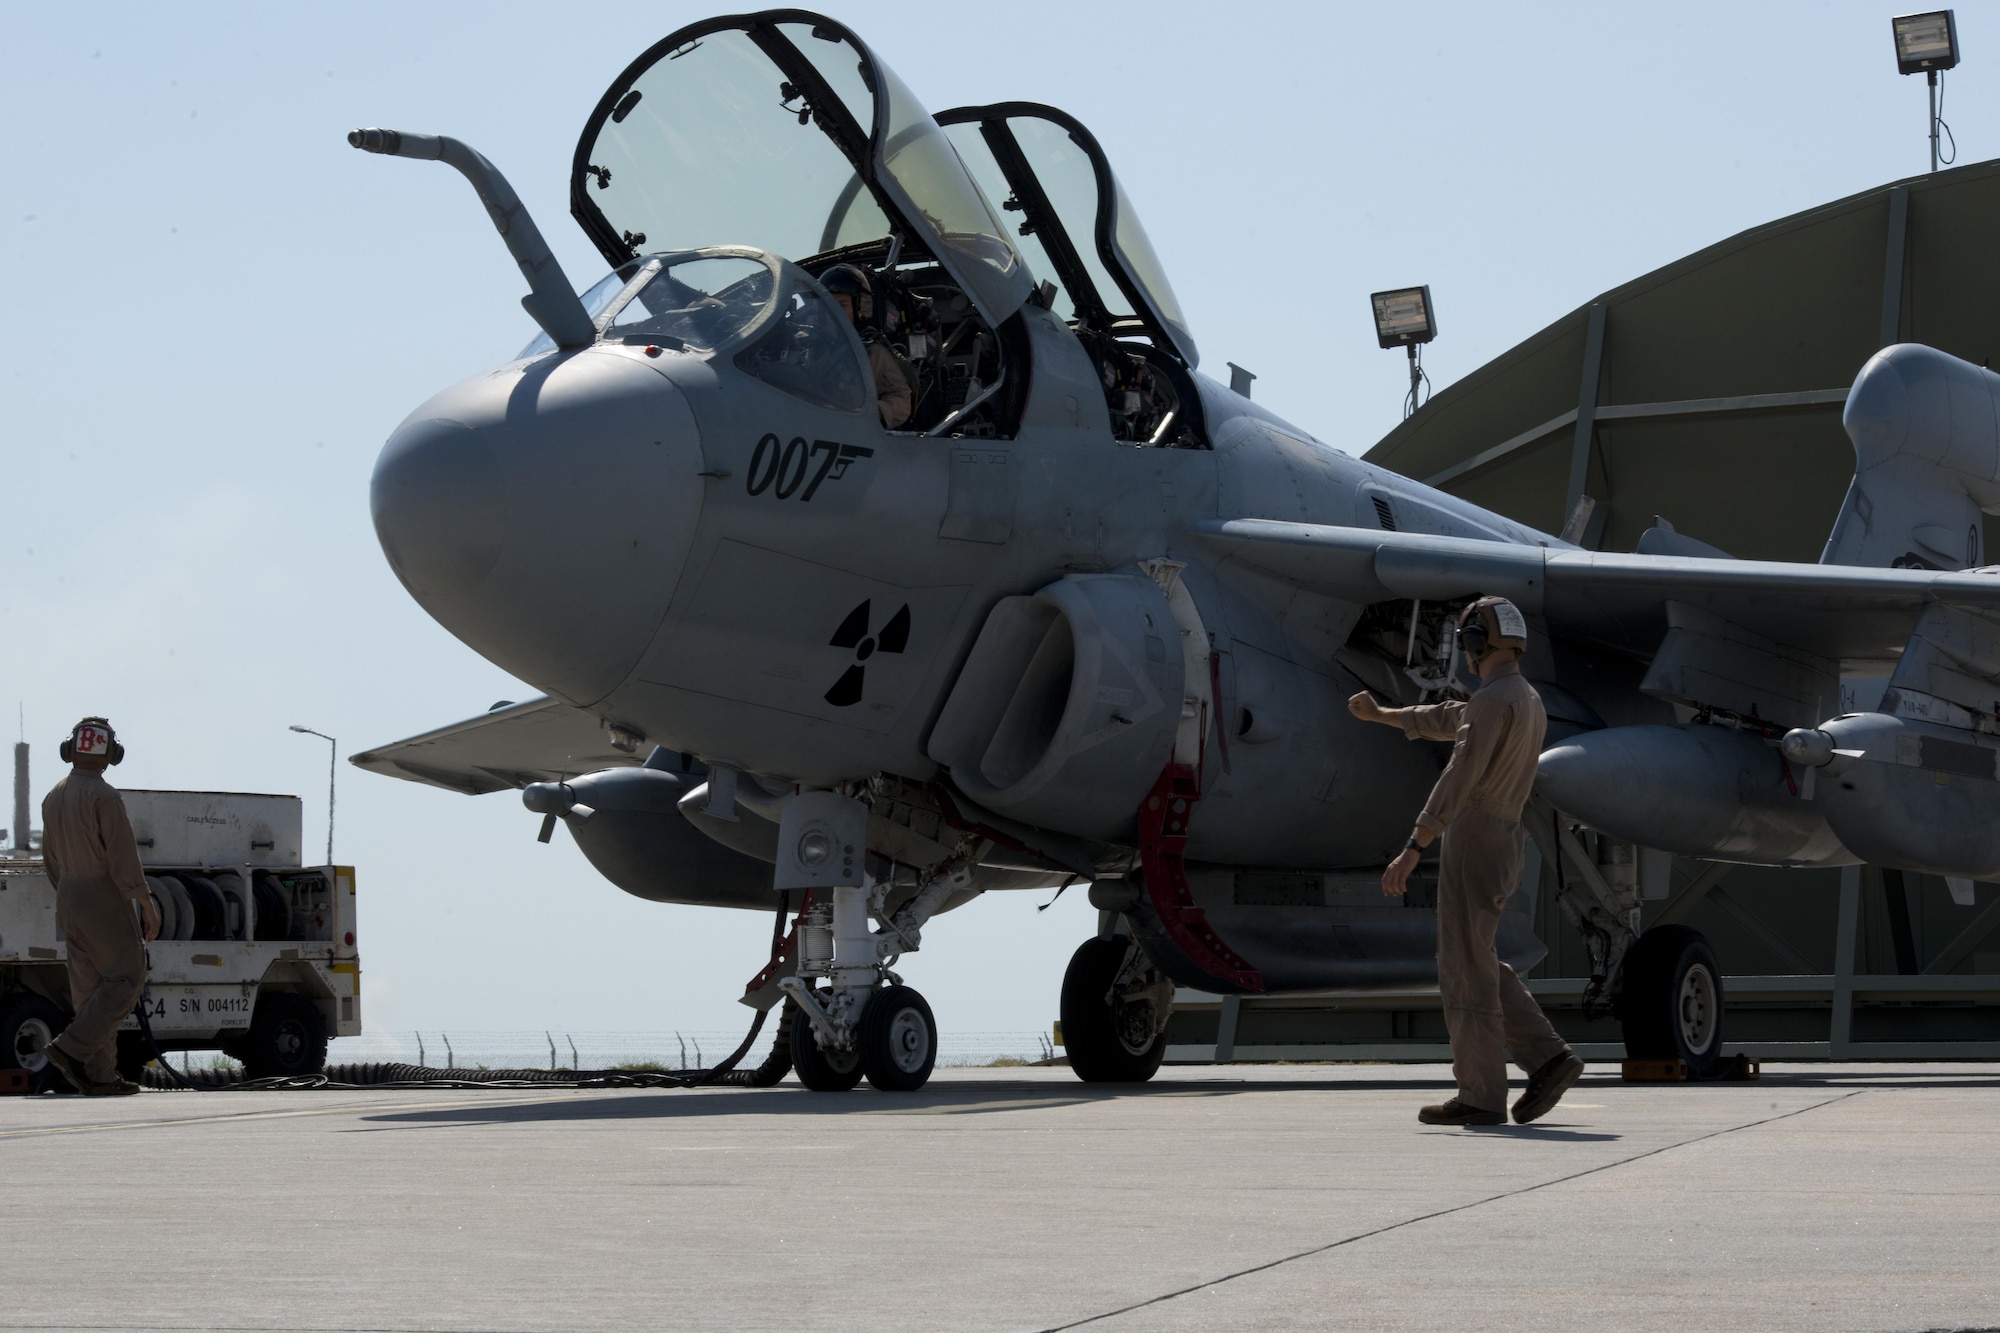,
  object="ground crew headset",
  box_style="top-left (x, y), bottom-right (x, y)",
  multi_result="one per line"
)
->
top-left (59, 717), bottom-right (125, 766)
top-left (1457, 597), bottom-right (1529, 664)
